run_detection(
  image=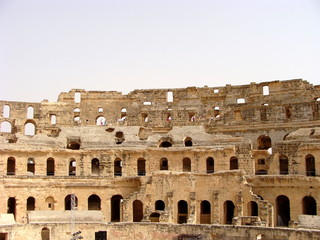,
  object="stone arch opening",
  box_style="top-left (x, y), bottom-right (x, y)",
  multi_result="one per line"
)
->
top-left (206, 157), bottom-right (214, 173)
top-left (111, 195), bottom-right (123, 222)
top-left (248, 201), bottom-right (258, 216)
top-left (45, 196), bottom-right (55, 210)
top-left (0, 121), bottom-right (12, 133)
top-left (155, 200), bottom-right (165, 211)
top-left (137, 158), bottom-right (146, 176)
top-left (224, 200), bottom-right (235, 224)
top-left (65, 194), bottom-right (78, 210)
top-left (46, 158), bottom-right (55, 176)
top-left (67, 141), bottom-right (80, 150)
top-left (41, 227), bottom-right (50, 240)
top-left (279, 155), bottom-right (289, 175)
top-left (115, 131), bottom-right (125, 144)
top-left (133, 200), bottom-right (143, 222)
top-left (149, 212), bottom-right (160, 222)
top-left (302, 196), bottom-right (317, 215)
top-left (276, 195), bottom-right (290, 226)
top-left (306, 154), bottom-right (316, 176)
top-left (7, 157), bottom-right (15, 175)
top-left (88, 194), bottom-right (101, 210)
top-left (114, 158), bottom-right (122, 176)
top-left (69, 159), bottom-right (76, 176)
top-left (7, 197), bottom-right (16, 219)
top-left (27, 106), bottom-right (34, 119)
top-left (230, 157), bottom-right (238, 170)
top-left (27, 158), bottom-right (35, 175)
top-left (27, 197), bottom-right (35, 211)
top-left (184, 137), bottom-right (193, 147)
top-left (3, 104), bottom-right (10, 118)
top-left (160, 158), bottom-right (168, 170)
top-left (200, 200), bottom-right (211, 224)
top-left (178, 200), bottom-right (188, 224)
top-left (91, 158), bottom-right (100, 175)
top-left (96, 116), bottom-right (106, 125)
top-left (257, 135), bottom-right (271, 150)
top-left (183, 157), bottom-right (191, 172)
top-left (24, 121), bottom-right (36, 136)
